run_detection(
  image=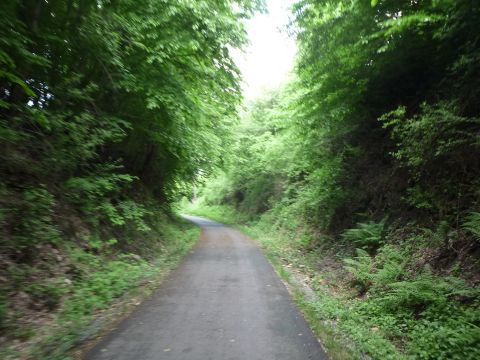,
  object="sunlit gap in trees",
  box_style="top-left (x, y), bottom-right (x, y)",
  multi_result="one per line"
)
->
top-left (233, 0), bottom-right (297, 101)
